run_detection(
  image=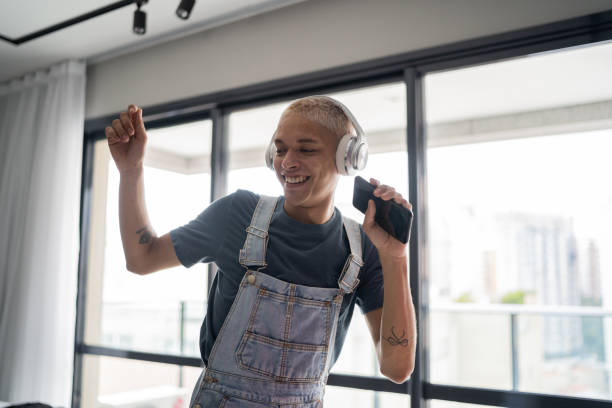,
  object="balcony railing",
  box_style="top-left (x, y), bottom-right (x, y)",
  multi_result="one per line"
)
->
top-left (430, 302), bottom-right (612, 391)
